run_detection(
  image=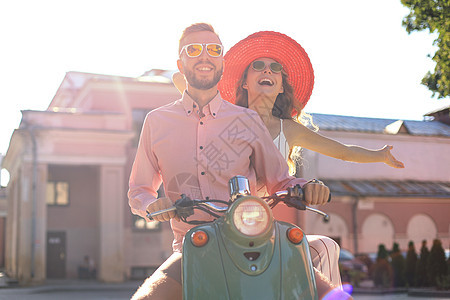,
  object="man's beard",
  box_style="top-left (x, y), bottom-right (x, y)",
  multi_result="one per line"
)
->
top-left (184, 66), bottom-right (223, 90)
